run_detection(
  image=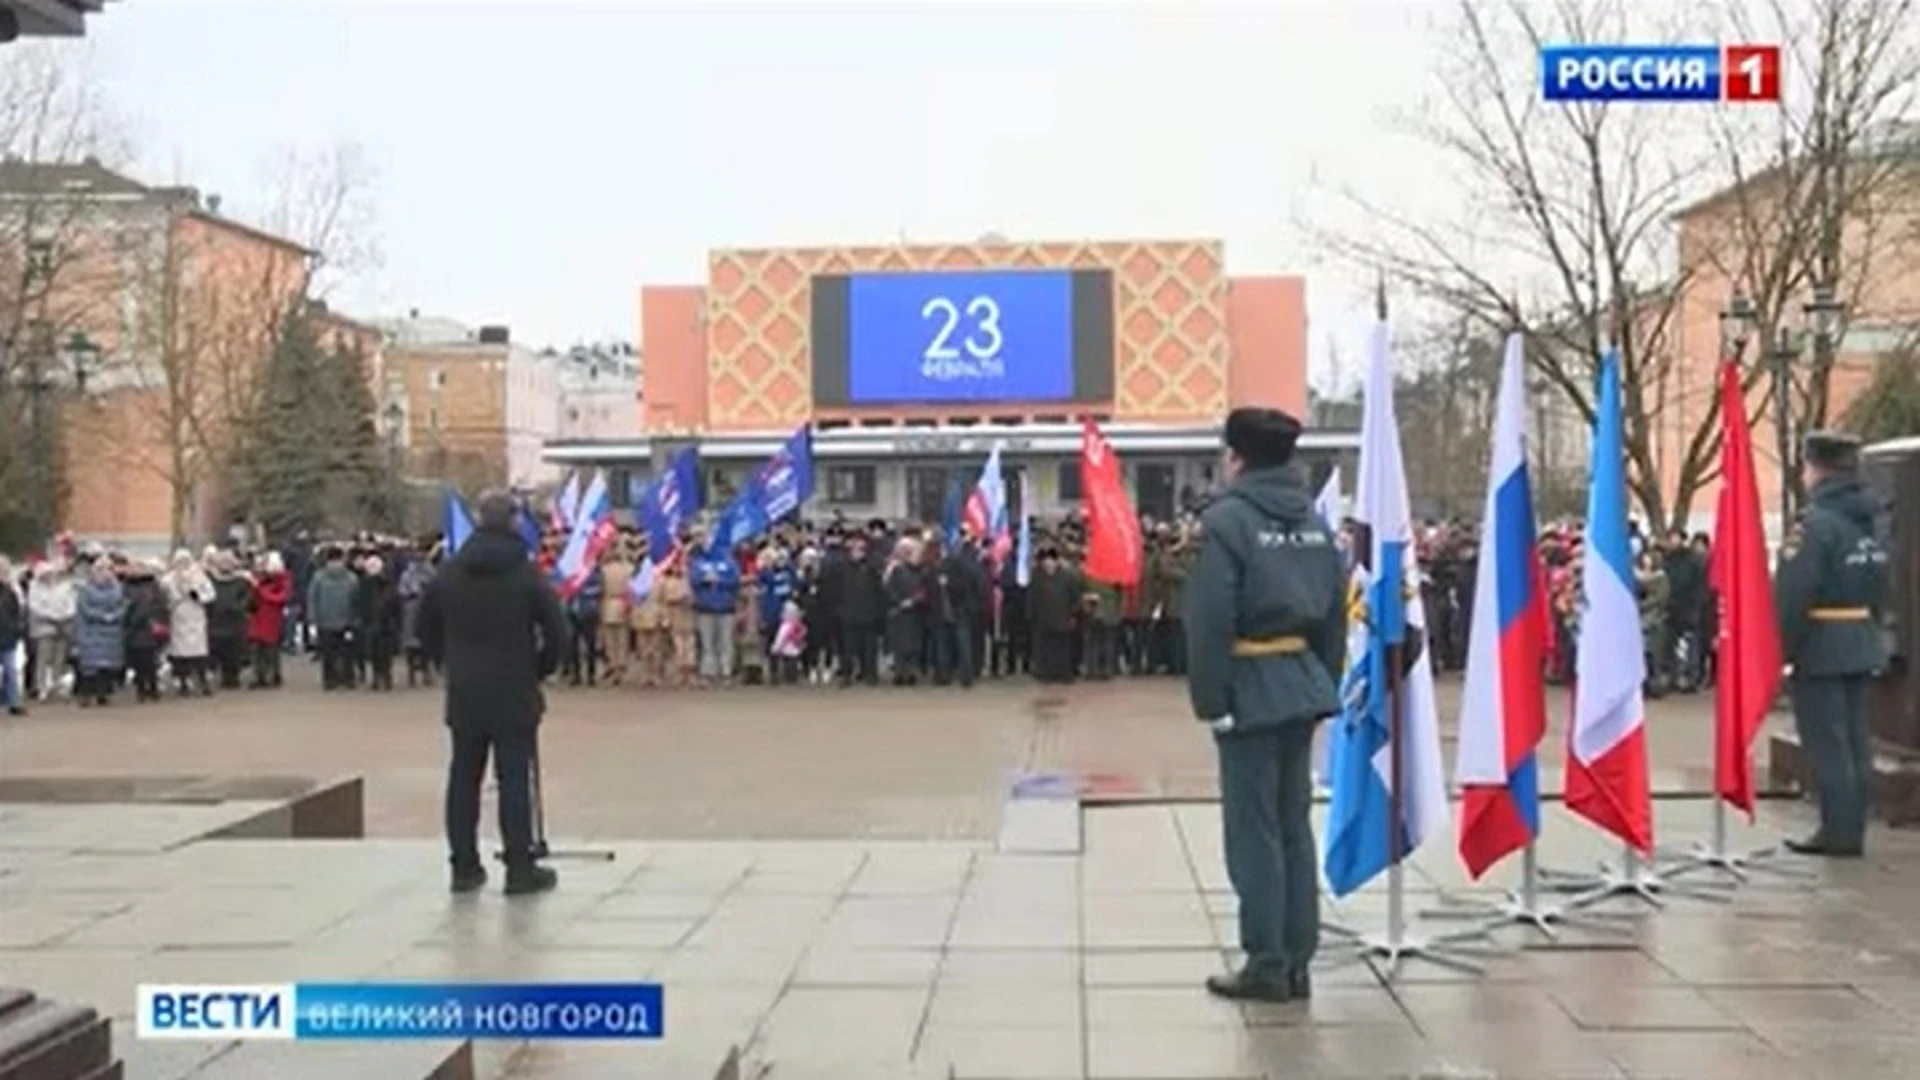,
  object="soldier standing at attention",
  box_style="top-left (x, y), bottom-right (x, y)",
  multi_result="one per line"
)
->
top-left (1185, 408), bottom-right (1347, 1001)
top-left (1777, 431), bottom-right (1891, 857)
